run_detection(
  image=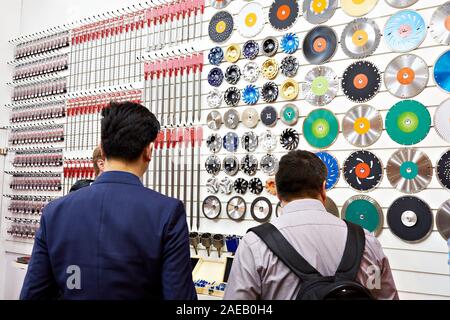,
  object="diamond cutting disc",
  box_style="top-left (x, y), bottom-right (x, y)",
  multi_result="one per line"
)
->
top-left (242, 107), bottom-right (260, 128)
top-left (207, 89), bottom-right (223, 109)
top-left (249, 178), bottom-right (264, 195)
top-left (207, 111), bottom-right (222, 131)
top-left (303, 26), bottom-right (338, 65)
top-left (209, 47), bottom-right (224, 65)
top-left (209, 11), bottom-right (234, 43)
top-left (242, 85), bottom-right (260, 105)
top-left (341, 0), bottom-right (379, 17)
top-left (436, 149), bottom-right (450, 190)
top-left (281, 79), bottom-right (299, 100)
top-left (260, 131), bottom-right (278, 152)
top-left (225, 65), bottom-right (241, 85)
top-left (268, 0), bottom-right (300, 31)
top-left (223, 155), bottom-right (239, 176)
top-left (237, 2), bottom-right (266, 38)
top-left (385, 100), bottom-right (431, 145)
top-left (384, 54), bottom-right (429, 98)
top-left (342, 104), bottom-right (382, 147)
top-left (430, 2), bottom-right (450, 46)
top-left (261, 82), bottom-right (279, 102)
top-left (227, 196), bottom-right (247, 220)
top-left (436, 200), bottom-right (450, 240)
top-left (280, 128), bottom-right (300, 150)
top-left (223, 132), bottom-right (239, 152)
top-left (208, 67), bottom-right (224, 87)
top-left (210, 0), bottom-right (232, 9)
top-left (342, 195), bottom-right (383, 236)
top-left (343, 150), bottom-right (383, 192)
top-left (262, 59), bottom-right (279, 80)
top-left (205, 155), bottom-right (221, 175)
top-left (325, 197), bottom-right (340, 217)
top-left (383, 10), bottom-right (427, 53)
top-left (251, 197), bottom-right (273, 223)
top-left (261, 154), bottom-right (279, 175)
top-left (234, 178), bottom-right (249, 194)
top-left (303, 108), bottom-right (339, 149)
top-left (207, 133), bottom-right (222, 153)
top-left (341, 18), bottom-right (381, 59)
top-left (385, 0), bottom-right (418, 9)
top-left (242, 131), bottom-right (258, 152)
top-left (386, 148), bottom-right (433, 194)
top-left (224, 87), bottom-right (241, 106)
top-left (225, 44), bottom-right (241, 63)
top-left (303, 0), bottom-right (338, 24)
top-left (315, 151), bottom-right (340, 190)
top-left (207, 177), bottom-right (219, 194)
top-left (241, 154), bottom-right (258, 176)
top-left (202, 196), bottom-right (222, 220)
top-left (281, 33), bottom-right (300, 54)
top-left (387, 196), bottom-right (433, 243)
top-left (434, 50), bottom-right (450, 93)
top-left (243, 40), bottom-right (260, 60)
top-left (262, 36), bottom-right (279, 56)
top-left (224, 108), bottom-right (240, 129)
top-left (281, 56), bottom-right (299, 77)
top-left (341, 61), bottom-right (381, 103)
top-left (243, 62), bottom-right (260, 83)
top-left (219, 177), bottom-right (234, 195)
top-left (261, 106), bottom-right (278, 127)
top-left (434, 99), bottom-right (450, 143)
top-left (281, 104), bottom-right (299, 126)
top-left (303, 66), bottom-right (338, 106)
